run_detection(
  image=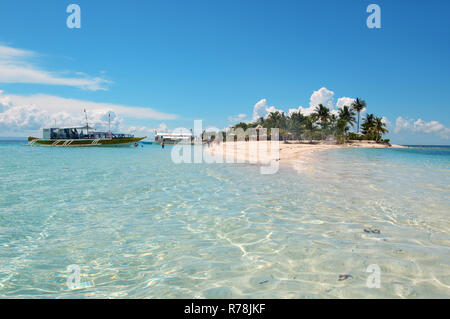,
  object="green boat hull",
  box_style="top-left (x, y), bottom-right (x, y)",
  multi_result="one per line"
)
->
top-left (28, 136), bottom-right (145, 147)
